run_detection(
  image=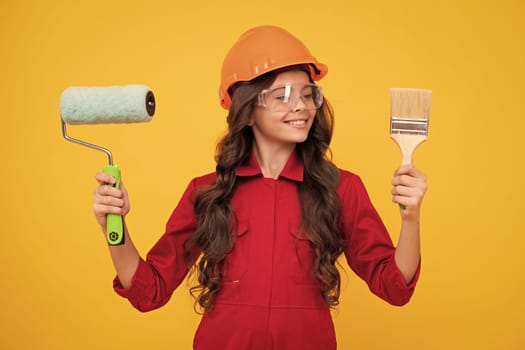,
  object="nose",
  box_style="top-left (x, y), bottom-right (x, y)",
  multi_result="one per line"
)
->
top-left (291, 95), bottom-right (307, 112)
